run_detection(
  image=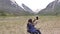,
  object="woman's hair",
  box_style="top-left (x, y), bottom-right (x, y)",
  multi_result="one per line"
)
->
top-left (28, 19), bottom-right (32, 23)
